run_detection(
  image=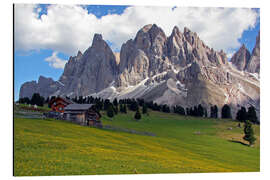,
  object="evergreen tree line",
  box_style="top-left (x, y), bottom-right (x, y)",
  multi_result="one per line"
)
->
top-left (21, 95), bottom-right (258, 124)
top-left (18, 93), bottom-right (45, 107)
top-left (236, 106), bottom-right (258, 124)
